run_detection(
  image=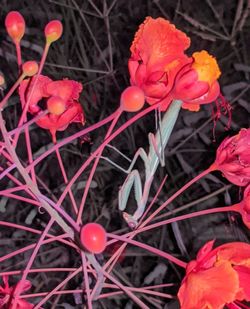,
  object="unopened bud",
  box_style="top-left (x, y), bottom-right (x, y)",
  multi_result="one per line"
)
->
top-left (45, 20), bottom-right (63, 44)
top-left (5, 11), bottom-right (25, 43)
